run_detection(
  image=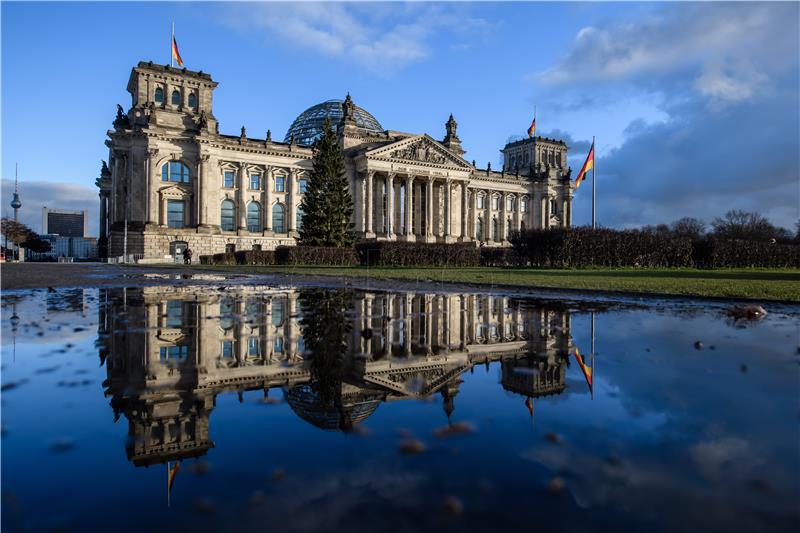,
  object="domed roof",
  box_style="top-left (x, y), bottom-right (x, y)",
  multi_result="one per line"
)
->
top-left (283, 384), bottom-right (382, 431)
top-left (284, 99), bottom-right (384, 146)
